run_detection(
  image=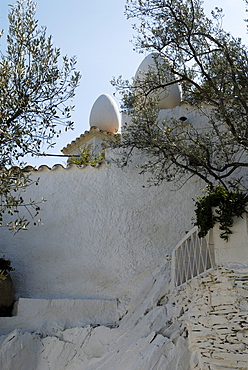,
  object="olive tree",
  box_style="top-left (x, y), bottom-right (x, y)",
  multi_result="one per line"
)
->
top-left (112, 0), bottom-right (248, 238)
top-left (0, 0), bottom-right (80, 231)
